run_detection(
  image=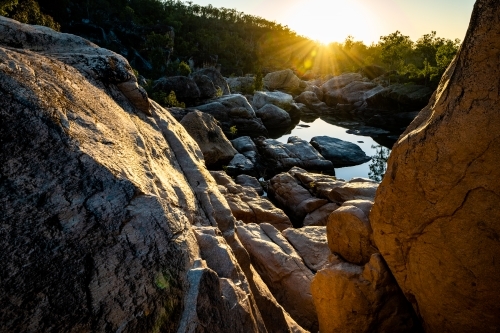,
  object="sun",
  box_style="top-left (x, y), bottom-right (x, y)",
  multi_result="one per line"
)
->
top-left (284, 0), bottom-right (379, 45)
